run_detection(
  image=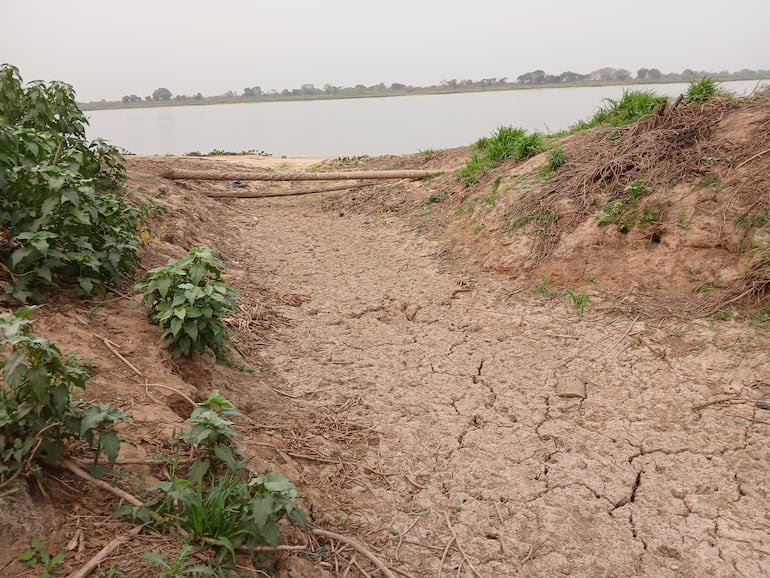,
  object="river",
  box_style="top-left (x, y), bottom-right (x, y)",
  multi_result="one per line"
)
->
top-left (85, 80), bottom-right (765, 157)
